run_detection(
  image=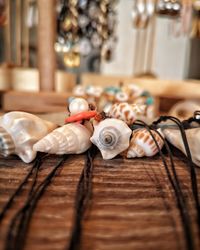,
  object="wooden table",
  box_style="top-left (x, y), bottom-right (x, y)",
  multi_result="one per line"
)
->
top-left (0, 151), bottom-right (199, 250)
